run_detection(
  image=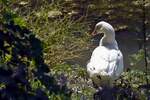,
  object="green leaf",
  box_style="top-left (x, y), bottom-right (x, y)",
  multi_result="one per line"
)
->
top-left (14, 17), bottom-right (27, 27)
